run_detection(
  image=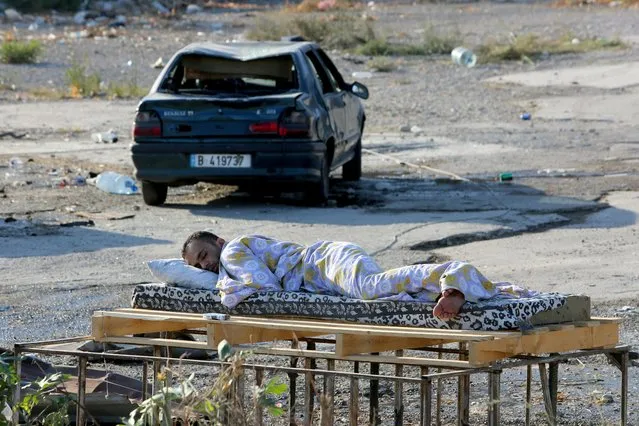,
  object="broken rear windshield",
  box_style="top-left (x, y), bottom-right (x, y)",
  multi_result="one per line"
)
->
top-left (160, 53), bottom-right (300, 95)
